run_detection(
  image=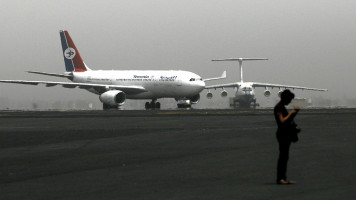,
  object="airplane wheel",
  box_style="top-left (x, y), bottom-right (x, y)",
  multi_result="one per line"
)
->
top-left (103, 103), bottom-right (118, 110)
top-left (155, 102), bottom-right (161, 109)
top-left (103, 103), bottom-right (110, 110)
top-left (150, 102), bottom-right (155, 109)
top-left (103, 103), bottom-right (108, 110)
top-left (177, 103), bottom-right (191, 109)
top-left (145, 102), bottom-right (150, 110)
